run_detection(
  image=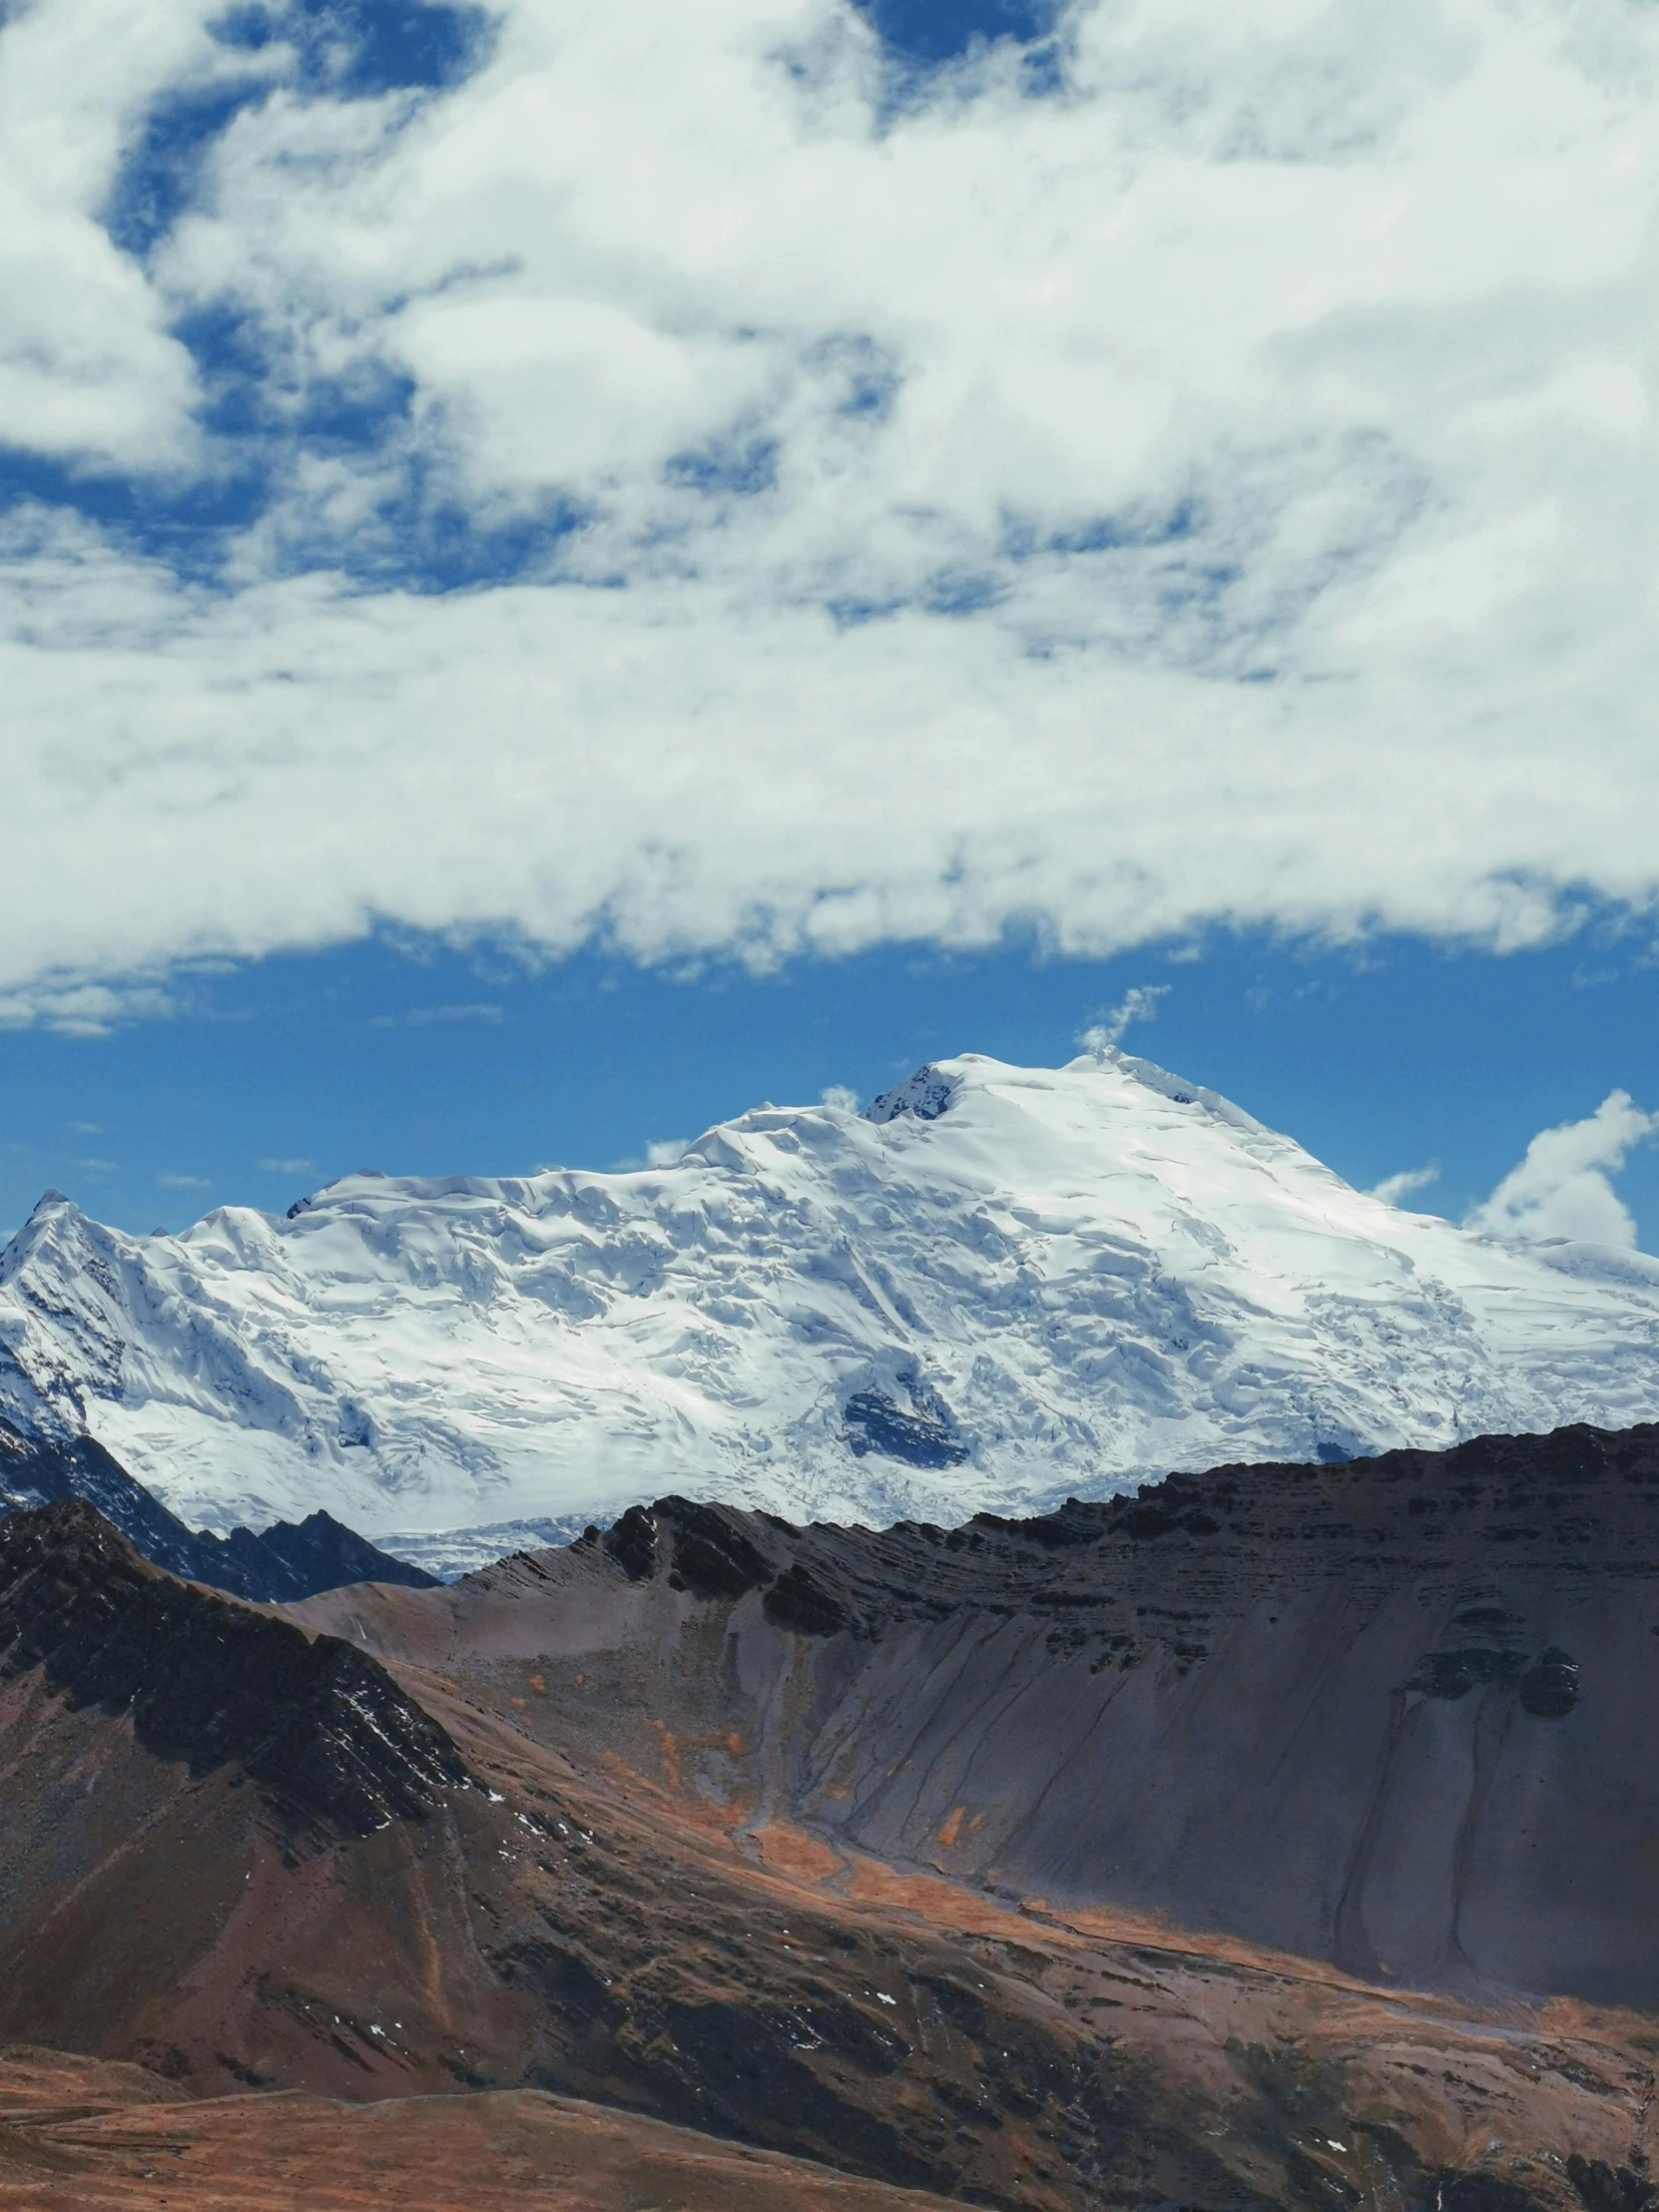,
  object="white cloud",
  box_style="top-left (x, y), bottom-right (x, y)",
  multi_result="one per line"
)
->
top-left (2, 0), bottom-right (1659, 1002)
top-left (0, 0), bottom-right (243, 468)
top-left (1078, 986), bottom-right (1172, 1054)
top-left (157, 1170), bottom-right (211, 1189)
top-left (1370, 1161), bottom-right (1441, 1207)
top-left (260, 1156), bottom-right (314, 1175)
top-left (821, 1084), bottom-right (860, 1111)
top-left (1467, 1092), bottom-right (1659, 1248)
top-left (0, 970), bottom-right (178, 1037)
top-left (607, 1136), bottom-right (695, 1170)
